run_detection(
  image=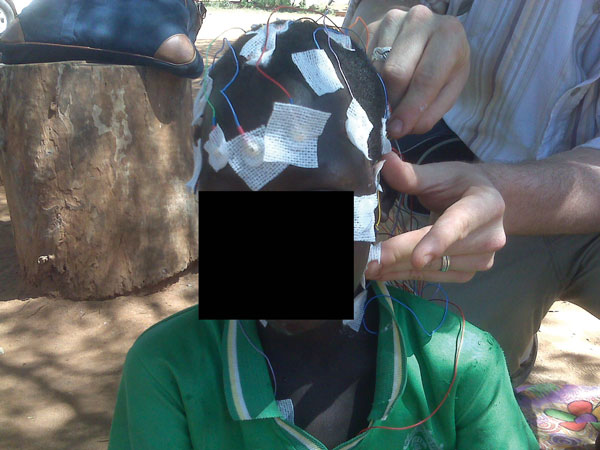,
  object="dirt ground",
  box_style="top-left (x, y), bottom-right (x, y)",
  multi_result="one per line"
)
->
top-left (1, 7), bottom-right (599, 450)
